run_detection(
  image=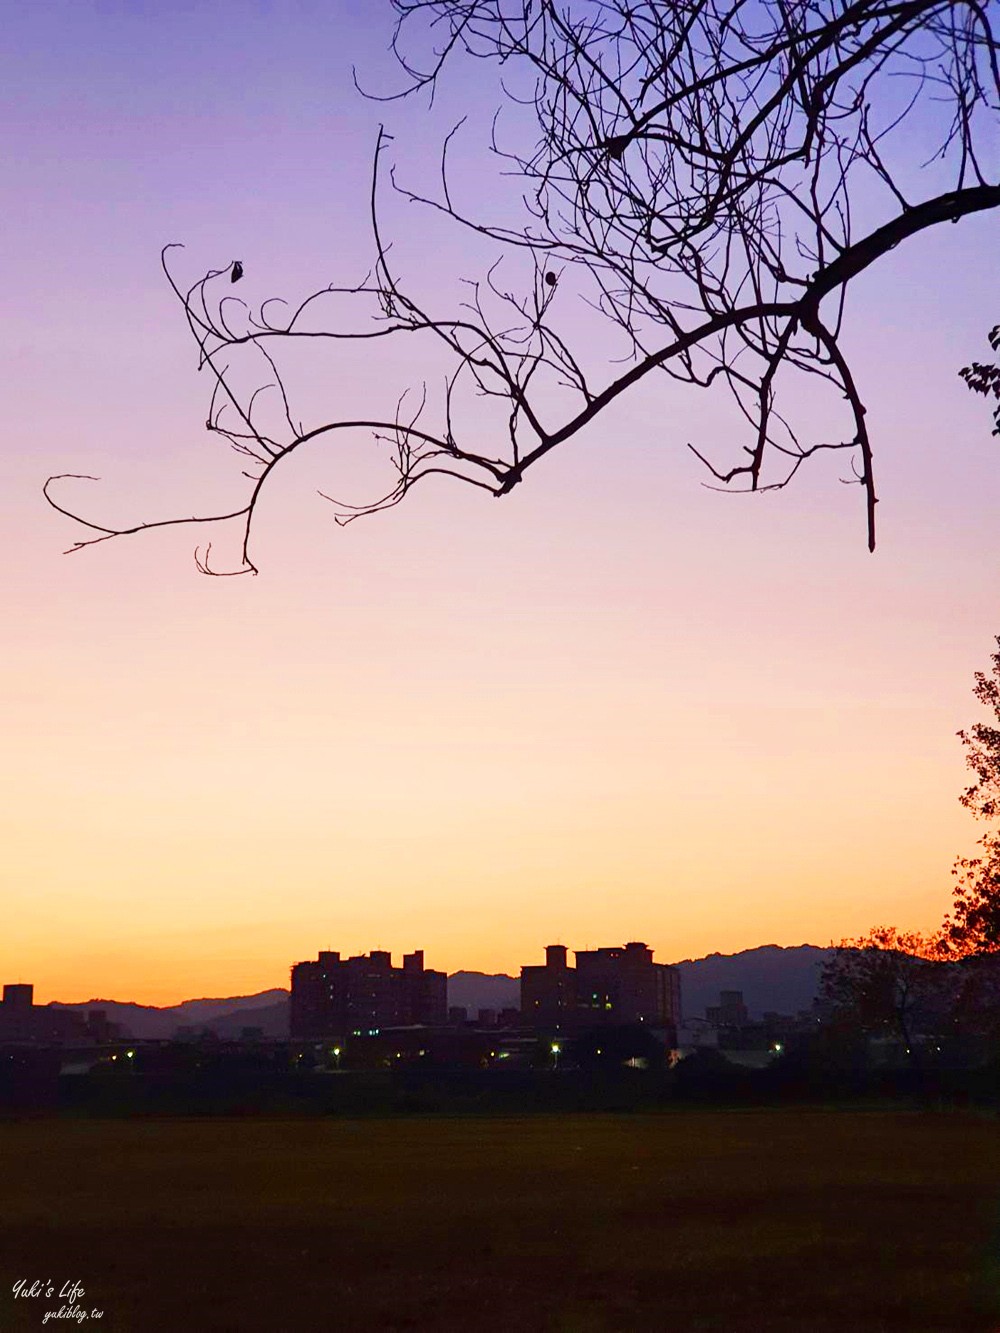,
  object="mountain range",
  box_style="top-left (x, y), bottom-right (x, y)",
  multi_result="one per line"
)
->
top-left (49, 944), bottom-right (832, 1038)
top-left (675, 944), bottom-right (832, 1019)
top-left (50, 990), bottom-right (290, 1040)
